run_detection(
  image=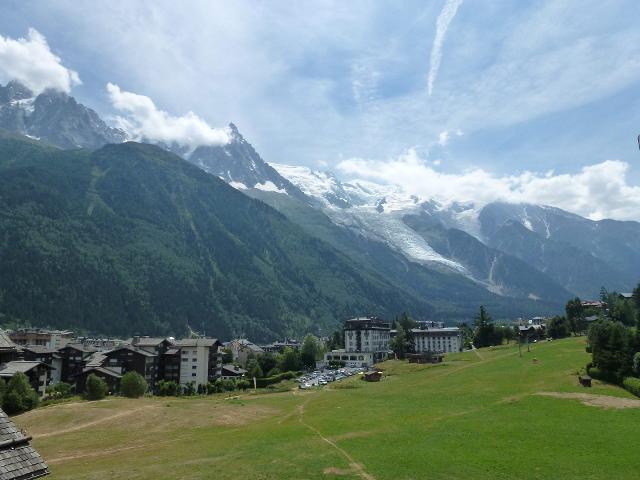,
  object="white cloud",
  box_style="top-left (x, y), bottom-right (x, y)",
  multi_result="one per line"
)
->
top-left (0, 28), bottom-right (81, 94)
top-left (106, 83), bottom-right (230, 148)
top-left (337, 149), bottom-right (640, 221)
top-left (427, 0), bottom-right (463, 96)
top-left (437, 128), bottom-right (463, 146)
